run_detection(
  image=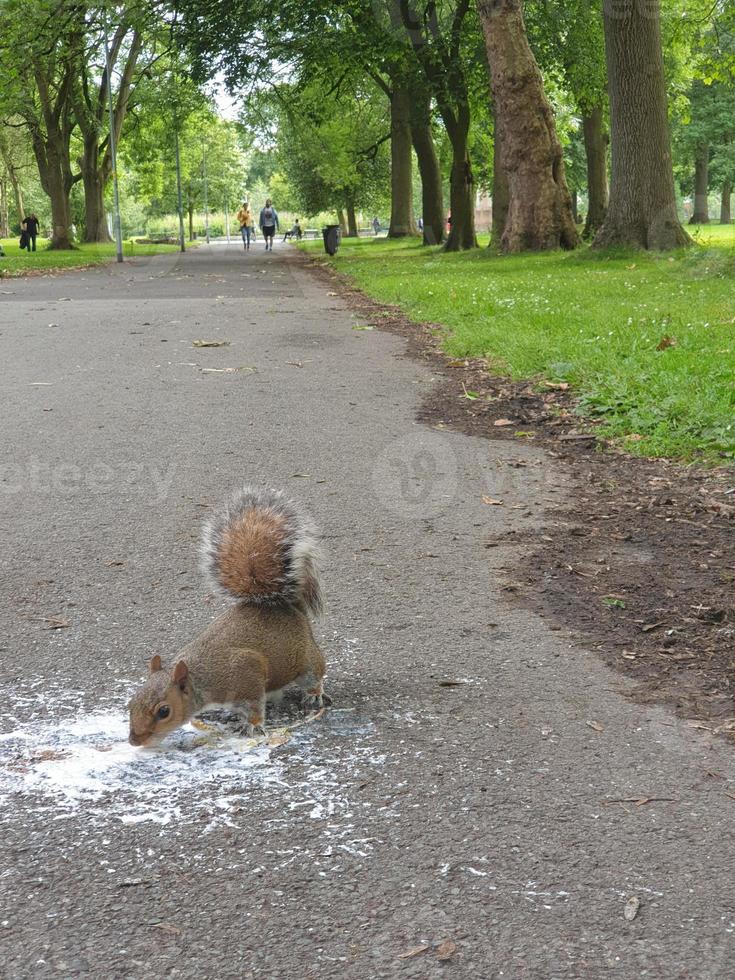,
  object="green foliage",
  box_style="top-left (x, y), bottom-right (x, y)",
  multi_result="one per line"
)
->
top-left (245, 77), bottom-right (391, 218)
top-left (306, 232), bottom-right (735, 461)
